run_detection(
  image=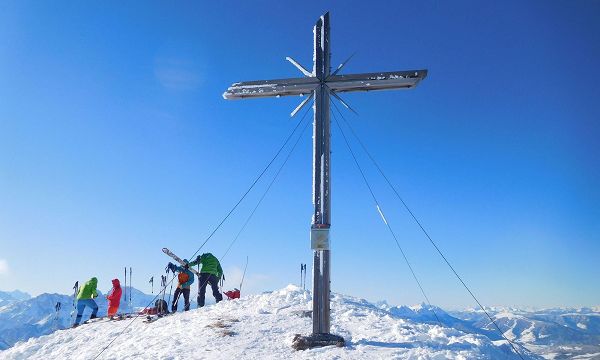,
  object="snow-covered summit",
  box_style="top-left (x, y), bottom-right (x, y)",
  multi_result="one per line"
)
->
top-left (1, 285), bottom-right (535, 359)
